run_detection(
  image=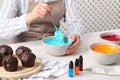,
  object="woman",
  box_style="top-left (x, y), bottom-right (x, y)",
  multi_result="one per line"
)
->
top-left (0, 0), bottom-right (83, 54)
